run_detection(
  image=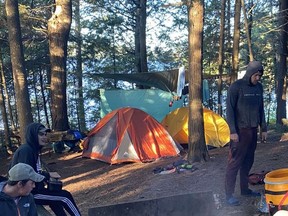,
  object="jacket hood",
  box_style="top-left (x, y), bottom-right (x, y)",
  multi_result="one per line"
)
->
top-left (25, 122), bottom-right (46, 151)
top-left (0, 182), bottom-right (11, 201)
top-left (243, 61), bottom-right (264, 84)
